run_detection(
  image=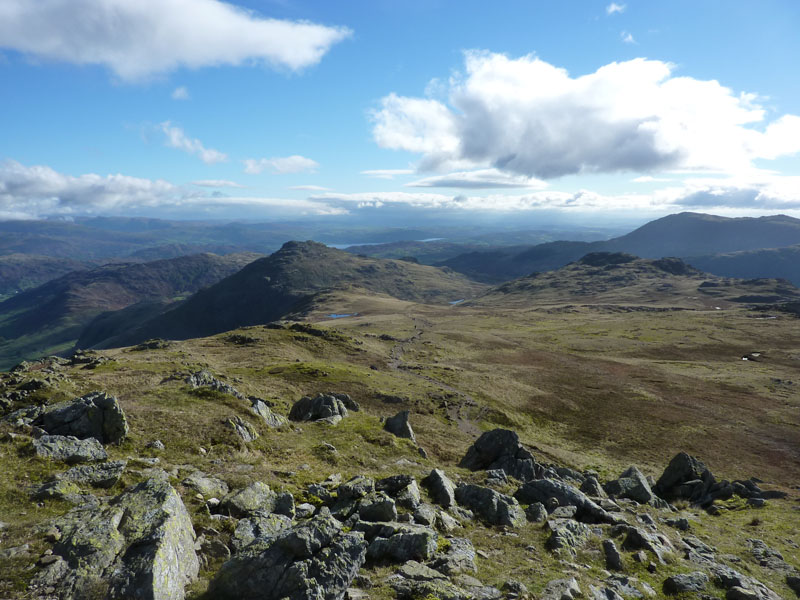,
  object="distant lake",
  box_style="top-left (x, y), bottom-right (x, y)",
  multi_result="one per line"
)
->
top-left (327, 238), bottom-right (446, 249)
